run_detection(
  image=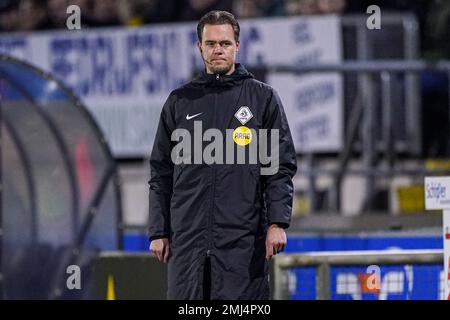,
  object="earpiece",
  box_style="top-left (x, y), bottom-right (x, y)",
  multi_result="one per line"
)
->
top-left (200, 48), bottom-right (213, 66)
